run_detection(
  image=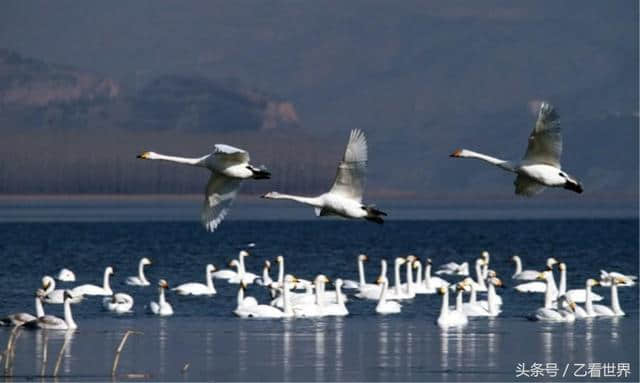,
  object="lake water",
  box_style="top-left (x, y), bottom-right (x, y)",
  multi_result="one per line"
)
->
top-left (0, 219), bottom-right (637, 381)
